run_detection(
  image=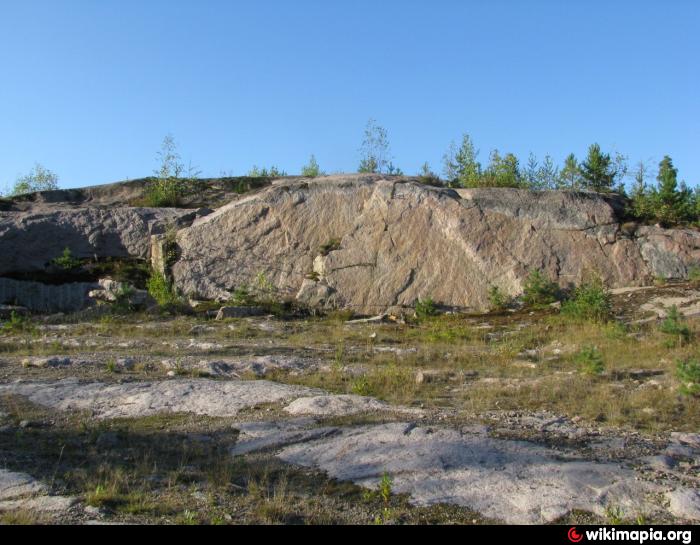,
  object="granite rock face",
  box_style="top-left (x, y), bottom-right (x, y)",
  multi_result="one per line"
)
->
top-left (170, 176), bottom-right (700, 314)
top-left (3, 175), bottom-right (700, 314)
top-left (0, 206), bottom-right (193, 276)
